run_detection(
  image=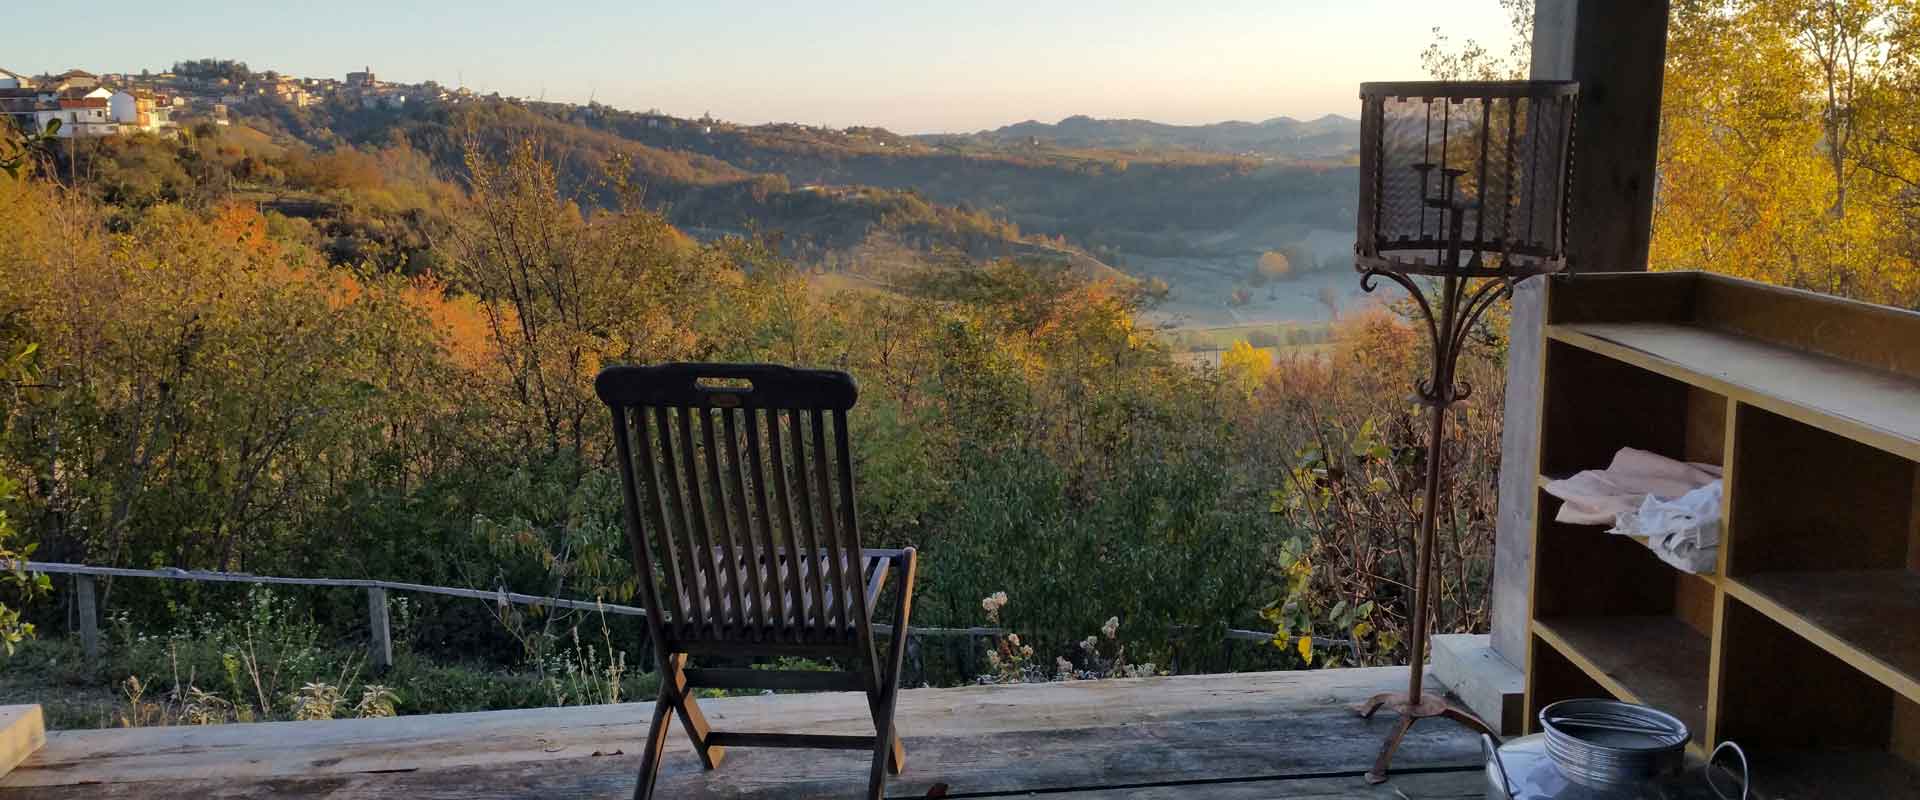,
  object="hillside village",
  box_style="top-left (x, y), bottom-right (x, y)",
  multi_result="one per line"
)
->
top-left (0, 62), bottom-right (484, 138)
